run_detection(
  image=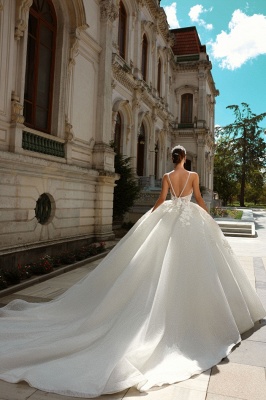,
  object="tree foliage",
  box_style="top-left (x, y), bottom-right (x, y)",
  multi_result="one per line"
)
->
top-left (215, 103), bottom-right (266, 206)
top-left (213, 137), bottom-right (239, 206)
top-left (111, 145), bottom-right (141, 220)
